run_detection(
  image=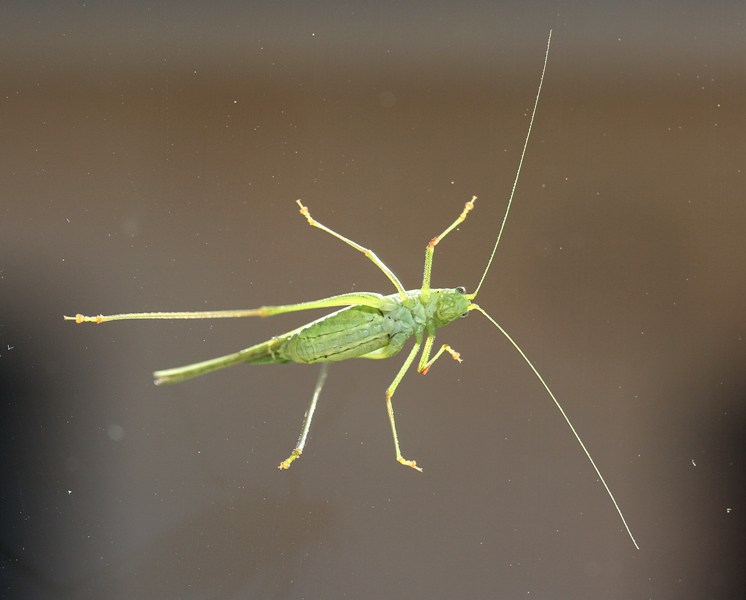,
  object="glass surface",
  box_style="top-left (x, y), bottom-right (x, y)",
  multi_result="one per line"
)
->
top-left (2, 3), bottom-right (744, 599)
